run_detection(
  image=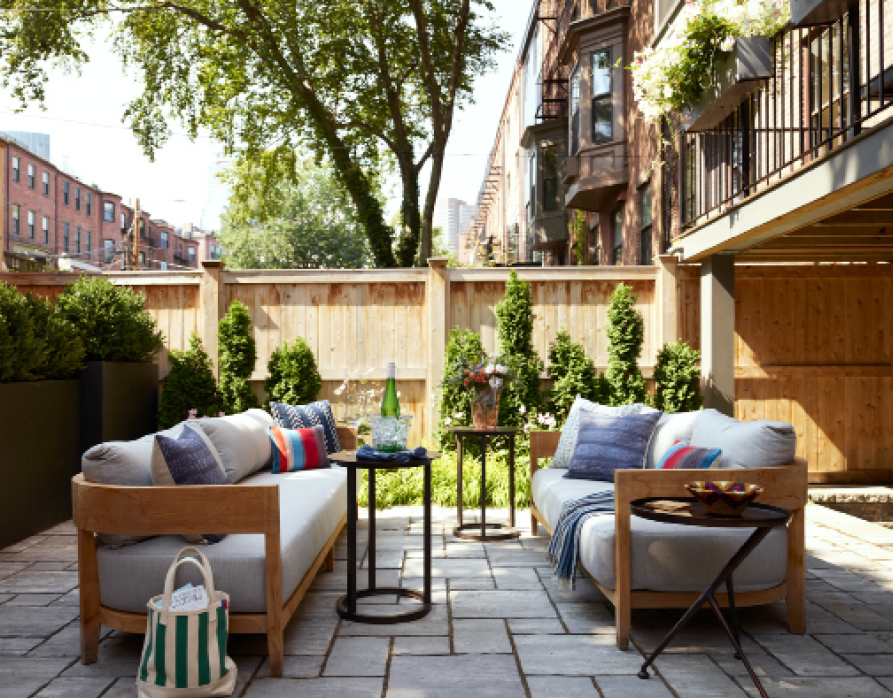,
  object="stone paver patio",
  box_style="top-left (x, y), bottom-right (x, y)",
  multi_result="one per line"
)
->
top-left (3, 503), bottom-right (893, 697)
